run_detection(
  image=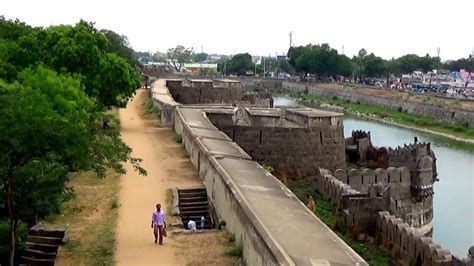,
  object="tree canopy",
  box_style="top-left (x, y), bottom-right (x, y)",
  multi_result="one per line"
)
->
top-left (226, 53), bottom-right (253, 76)
top-left (165, 45), bottom-right (194, 72)
top-left (0, 17), bottom-right (145, 265)
top-left (0, 19), bottom-right (142, 109)
top-left (288, 44), bottom-right (352, 78)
